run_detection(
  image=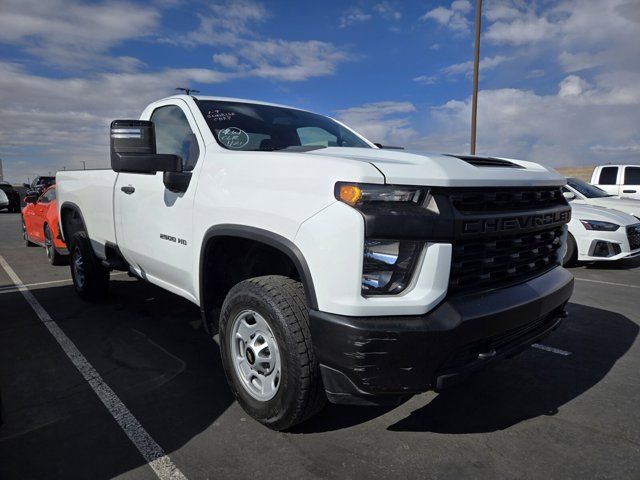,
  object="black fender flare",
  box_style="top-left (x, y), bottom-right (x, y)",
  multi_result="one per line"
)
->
top-left (199, 225), bottom-right (319, 318)
top-left (59, 201), bottom-right (89, 243)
